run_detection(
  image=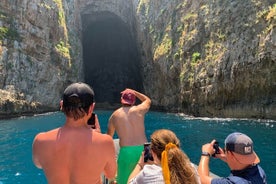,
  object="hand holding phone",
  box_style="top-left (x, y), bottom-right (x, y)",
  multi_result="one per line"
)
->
top-left (212, 141), bottom-right (220, 157)
top-left (87, 113), bottom-right (96, 129)
top-left (144, 142), bottom-right (153, 162)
